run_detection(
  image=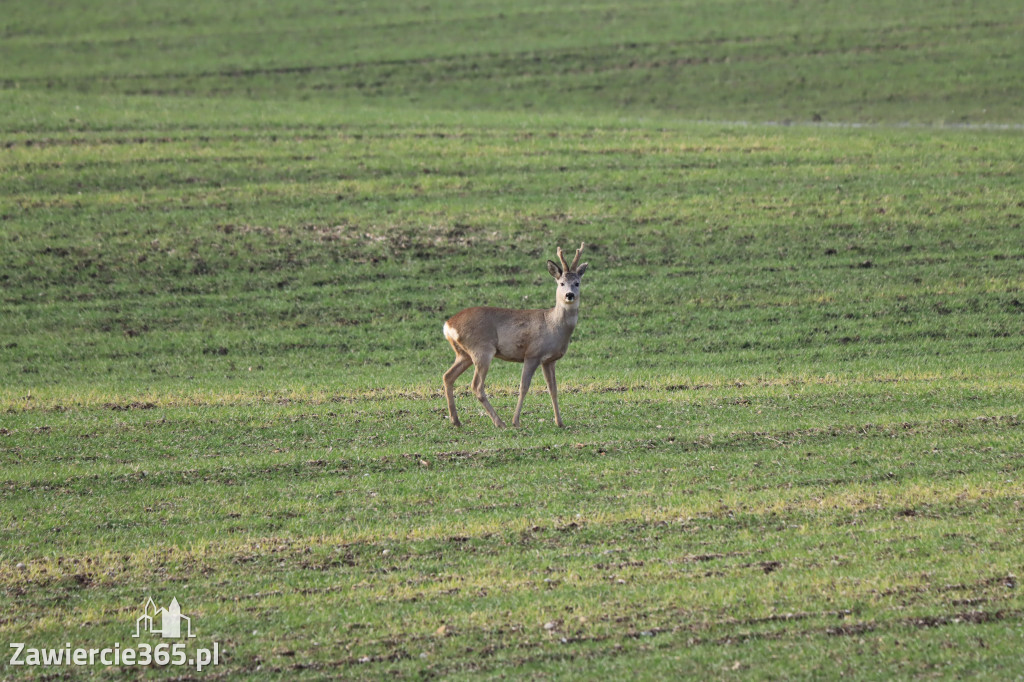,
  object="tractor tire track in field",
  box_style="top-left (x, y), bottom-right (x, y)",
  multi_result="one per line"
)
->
top-left (5, 15), bottom-right (1020, 128)
top-left (4, 17), bottom-right (1016, 95)
top-left (233, 605), bottom-right (1024, 678)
